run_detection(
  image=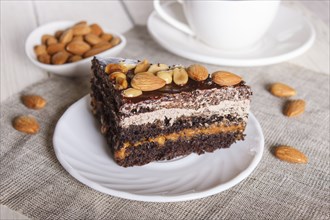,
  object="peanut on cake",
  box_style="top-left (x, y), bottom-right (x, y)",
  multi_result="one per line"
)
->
top-left (90, 57), bottom-right (252, 167)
